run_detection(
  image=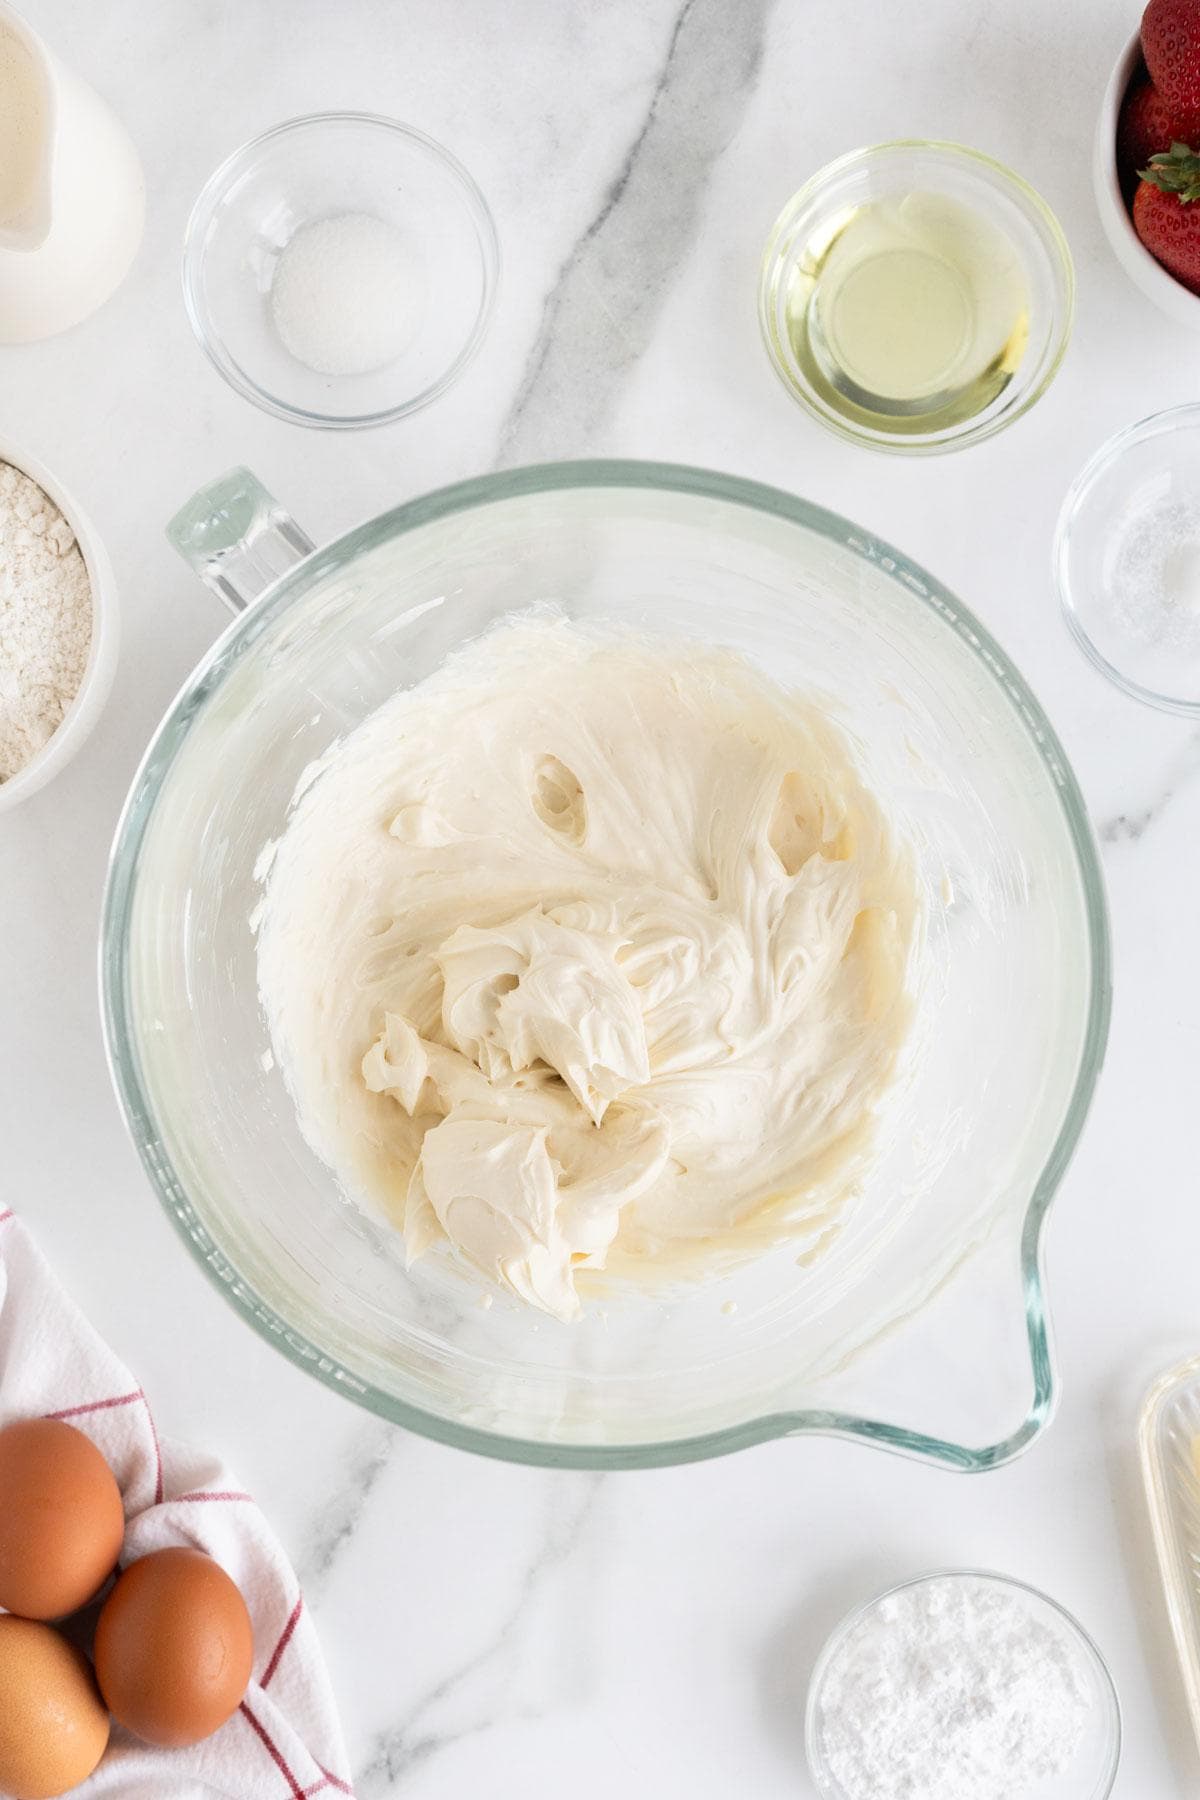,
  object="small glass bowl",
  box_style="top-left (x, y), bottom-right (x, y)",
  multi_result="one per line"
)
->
top-left (759, 141), bottom-right (1074, 455)
top-left (1056, 405), bottom-right (1200, 714)
top-left (806, 1570), bottom-right (1121, 1800)
top-left (183, 113), bottom-right (499, 430)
